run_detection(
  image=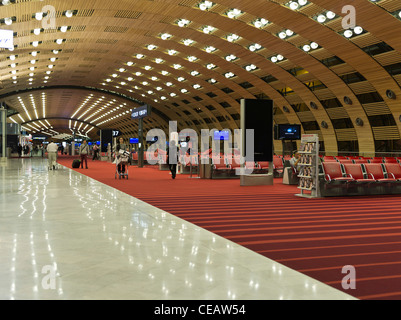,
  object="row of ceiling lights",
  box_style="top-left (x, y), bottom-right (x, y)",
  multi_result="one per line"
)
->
top-left (14, 93), bottom-right (49, 122)
top-left (12, 90), bottom-right (135, 134)
top-left (102, 49), bottom-right (264, 88)
top-left (1, 9), bottom-right (74, 28)
top-left (68, 119), bottom-right (93, 136)
top-left (12, 92), bottom-right (121, 134)
top-left (7, 1), bottom-right (392, 129)
top-left (4, 14), bottom-right (70, 86)
top-left (4, 2), bottom-right (322, 93)
top-left (107, 5), bottom-right (317, 104)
